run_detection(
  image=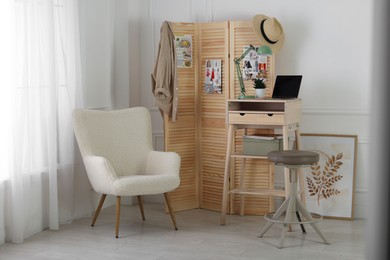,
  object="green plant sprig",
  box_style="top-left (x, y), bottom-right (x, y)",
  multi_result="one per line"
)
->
top-left (253, 78), bottom-right (266, 89)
